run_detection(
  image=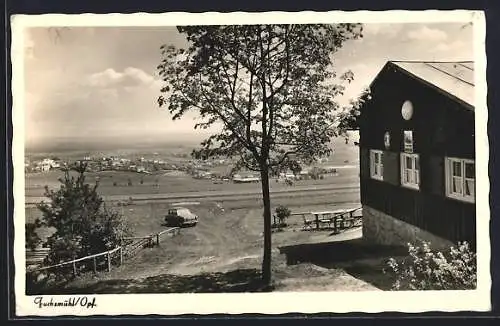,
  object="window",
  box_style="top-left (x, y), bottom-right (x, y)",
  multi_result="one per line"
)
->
top-left (445, 157), bottom-right (475, 203)
top-left (370, 150), bottom-right (384, 180)
top-left (401, 153), bottom-right (420, 189)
